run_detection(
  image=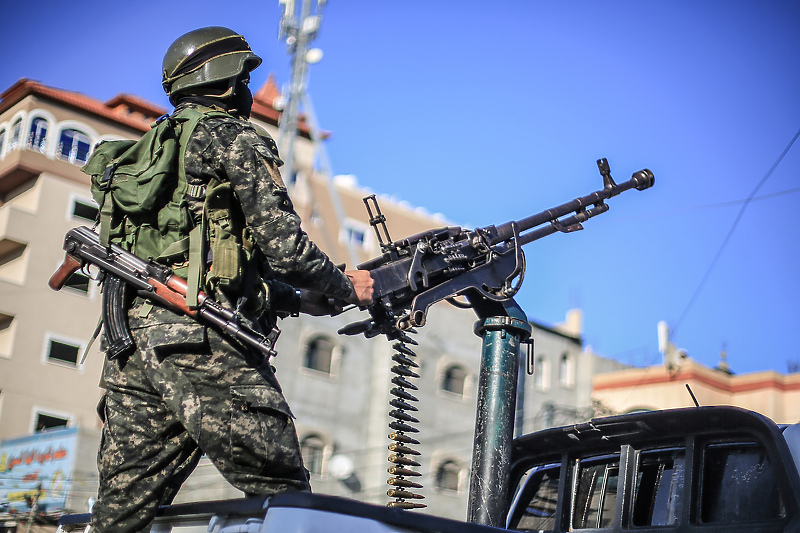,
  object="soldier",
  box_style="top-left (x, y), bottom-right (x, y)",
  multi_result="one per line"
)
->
top-left (90, 27), bottom-right (373, 532)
